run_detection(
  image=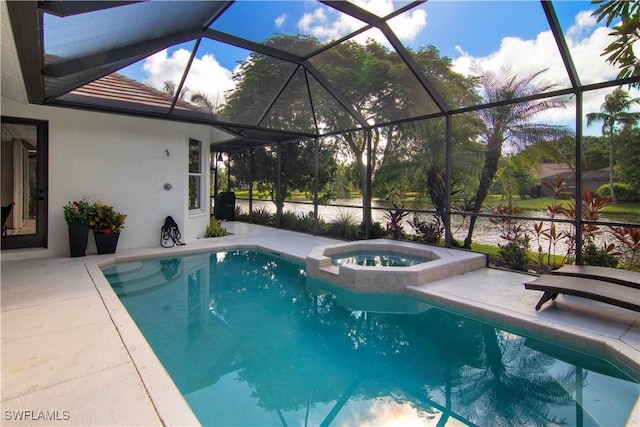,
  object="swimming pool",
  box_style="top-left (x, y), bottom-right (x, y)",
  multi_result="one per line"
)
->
top-left (103, 250), bottom-right (639, 426)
